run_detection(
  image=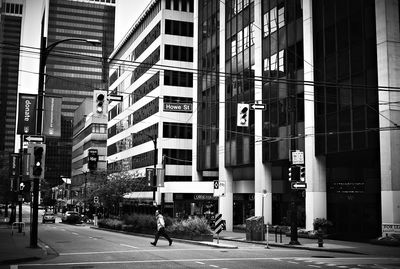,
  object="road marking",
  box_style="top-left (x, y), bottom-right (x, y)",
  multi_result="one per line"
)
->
top-left (72, 232), bottom-right (79, 235)
top-left (210, 265), bottom-right (219, 268)
top-left (120, 244), bottom-right (138, 249)
top-left (288, 261), bottom-right (299, 264)
top-left (15, 257), bottom-right (400, 268)
top-left (196, 262), bottom-right (205, 265)
top-left (308, 265), bottom-right (321, 268)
